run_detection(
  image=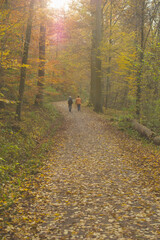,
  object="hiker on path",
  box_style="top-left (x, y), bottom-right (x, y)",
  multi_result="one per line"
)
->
top-left (68, 96), bottom-right (73, 112)
top-left (75, 96), bottom-right (82, 111)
